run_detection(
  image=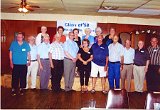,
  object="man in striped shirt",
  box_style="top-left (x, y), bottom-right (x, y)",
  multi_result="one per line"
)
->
top-left (147, 36), bottom-right (160, 92)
